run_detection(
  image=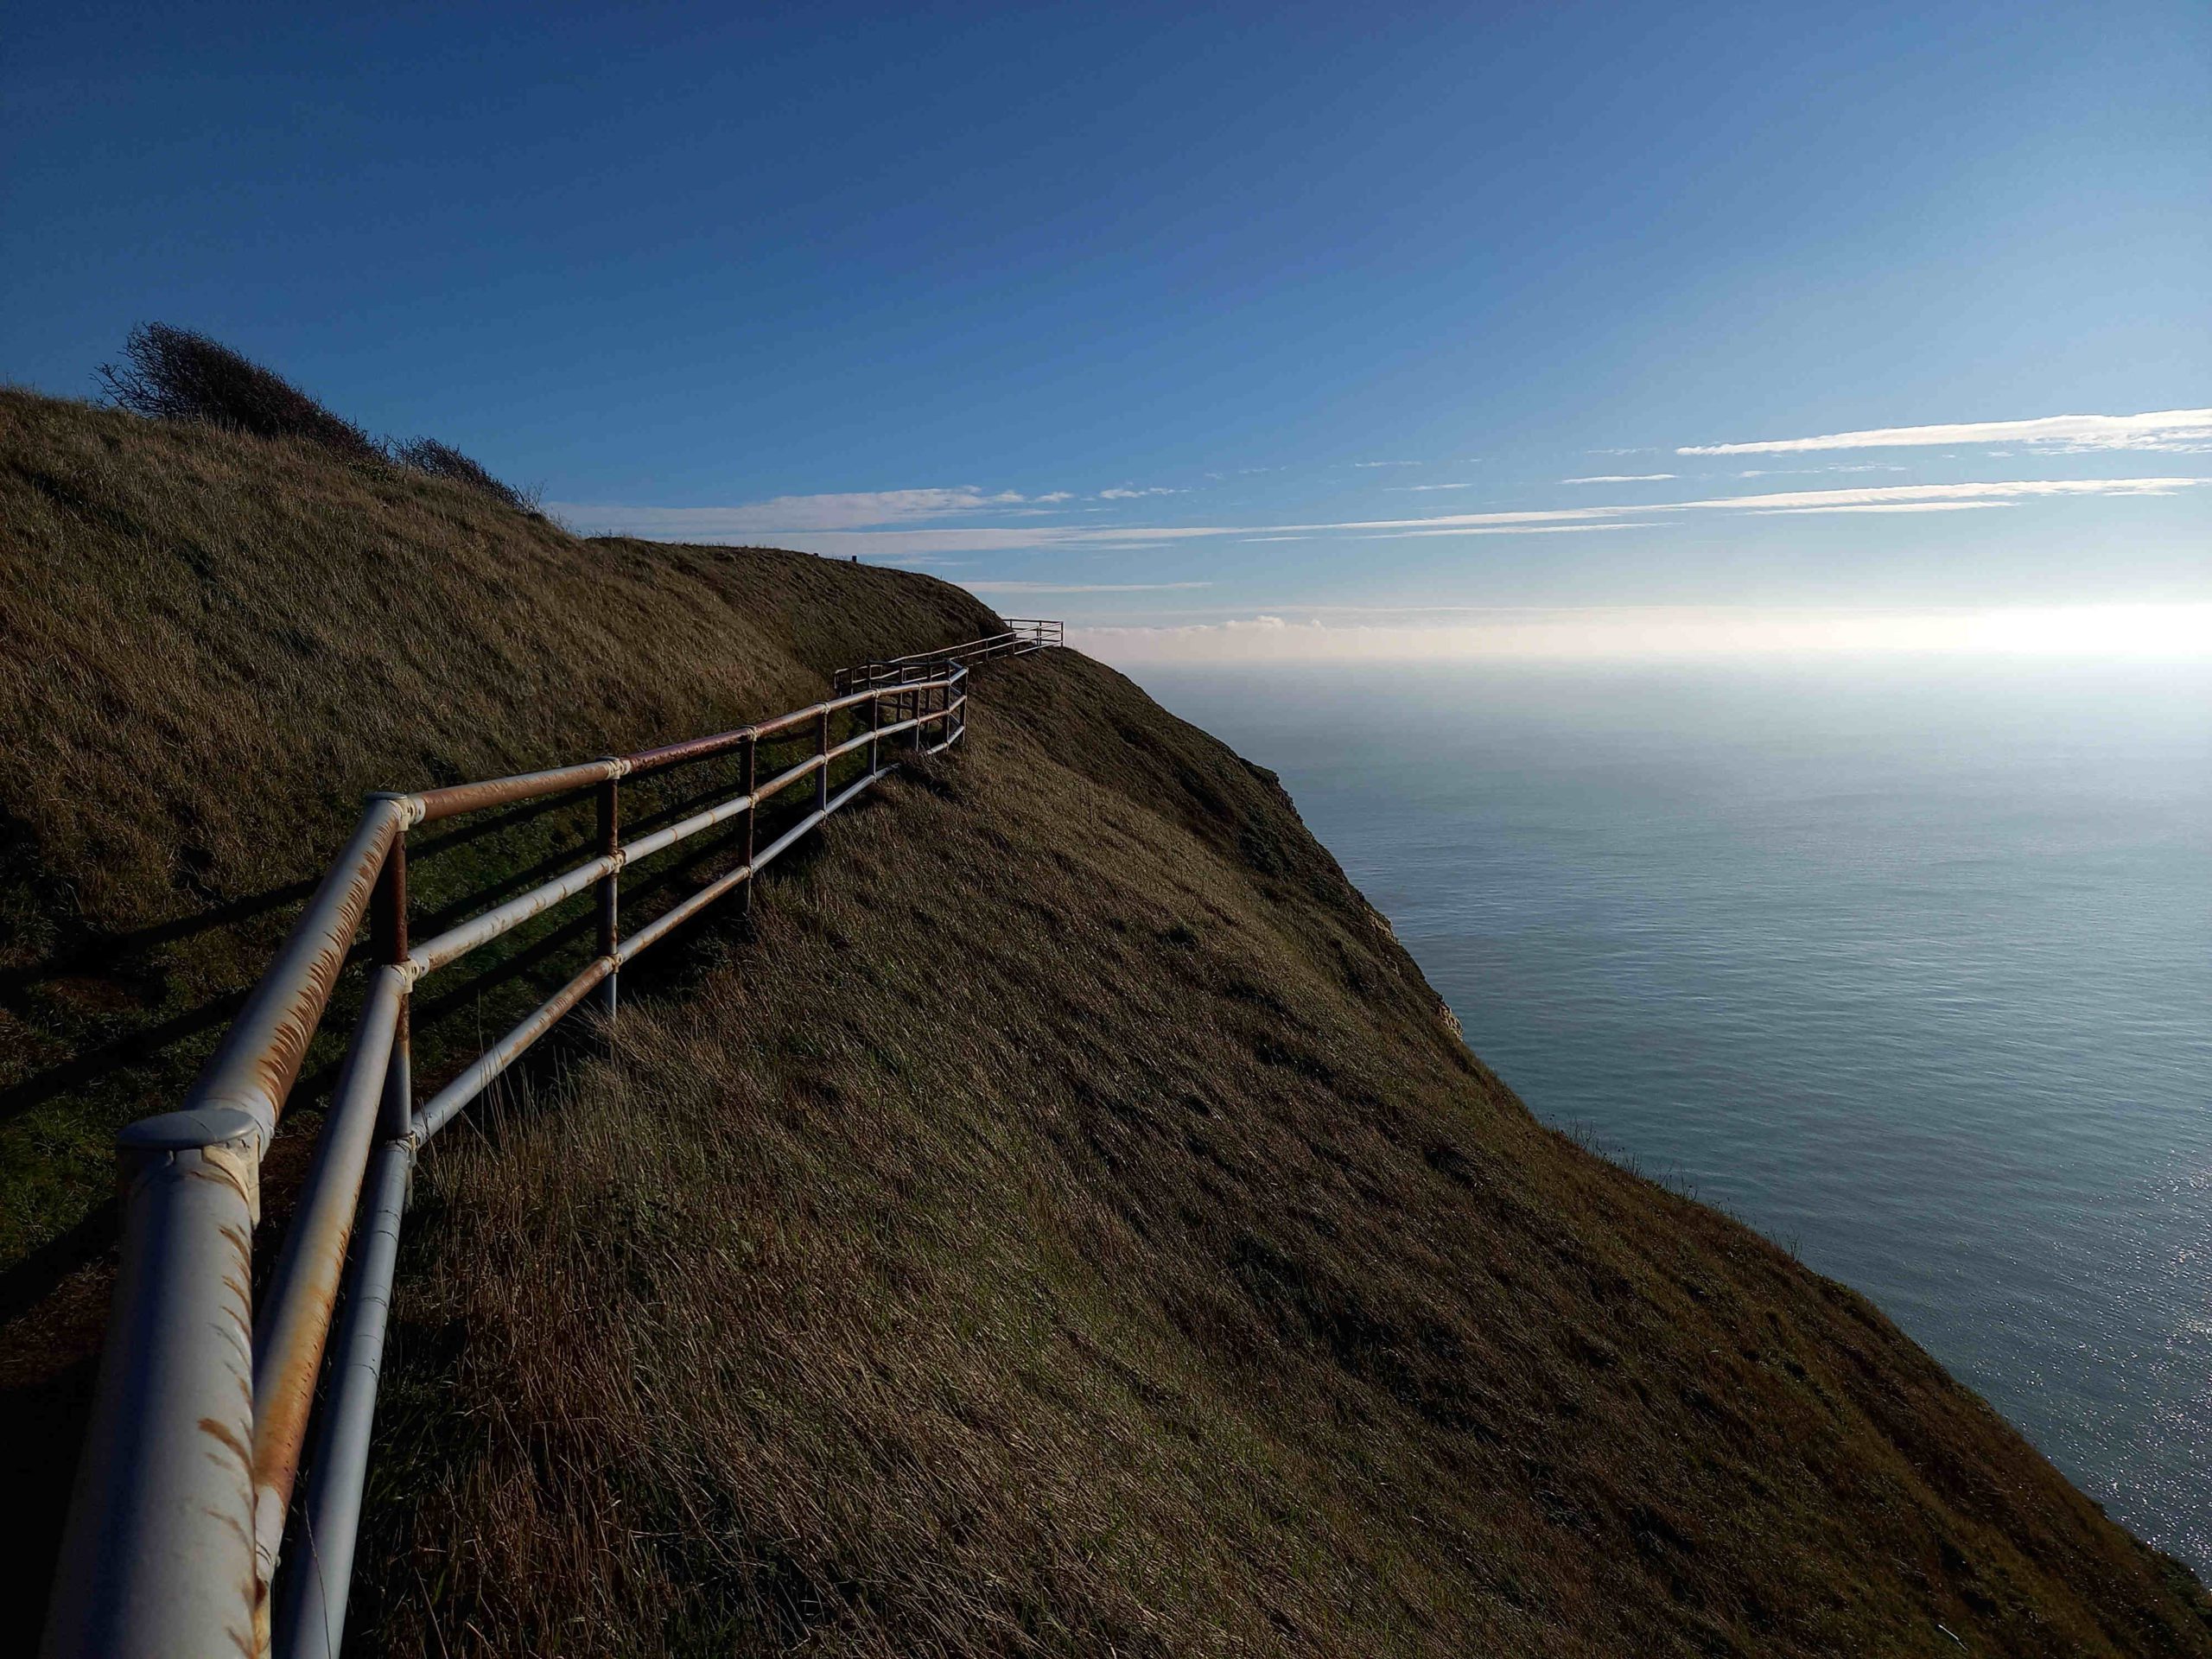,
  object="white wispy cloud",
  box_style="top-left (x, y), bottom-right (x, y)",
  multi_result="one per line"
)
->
top-left (563, 475), bottom-right (2204, 559)
top-left (1563, 473), bottom-right (1676, 484)
top-left (1364, 522), bottom-right (1666, 538)
top-left (1096, 486), bottom-right (1183, 499)
top-left (556, 486), bottom-right (1046, 534)
top-left (1749, 502), bottom-right (2000, 515)
top-left (1351, 460), bottom-right (1423, 468)
top-left (658, 524), bottom-right (1237, 560)
top-left (1698, 478), bottom-right (2199, 510)
top-left (961, 580), bottom-right (1212, 594)
top-left (1681, 408), bottom-right (2212, 455)
top-left (1734, 464), bottom-right (1909, 477)
top-left (1313, 476), bottom-right (2207, 533)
